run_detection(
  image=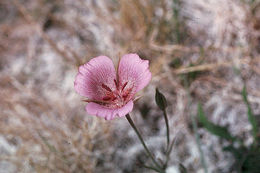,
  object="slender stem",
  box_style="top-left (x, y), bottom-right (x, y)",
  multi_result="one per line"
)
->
top-left (125, 114), bottom-right (164, 172)
top-left (183, 75), bottom-right (208, 173)
top-left (165, 134), bottom-right (175, 168)
top-left (143, 164), bottom-right (162, 172)
top-left (163, 109), bottom-right (170, 150)
top-left (191, 115), bottom-right (208, 173)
